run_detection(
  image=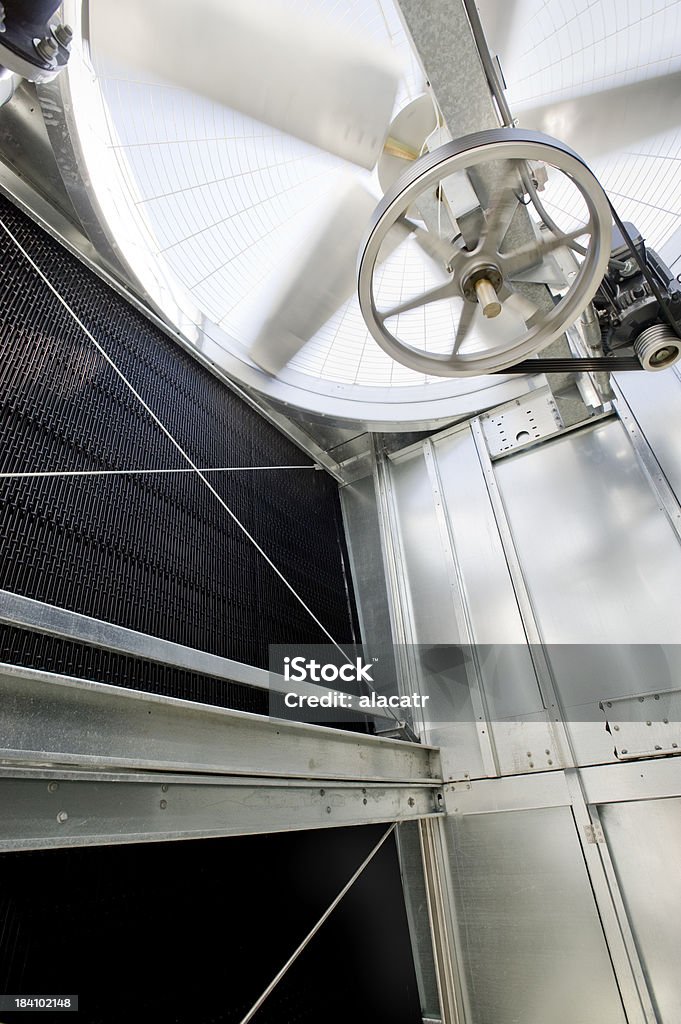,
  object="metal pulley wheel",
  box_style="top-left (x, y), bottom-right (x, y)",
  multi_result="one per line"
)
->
top-left (357, 129), bottom-right (613, 377)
